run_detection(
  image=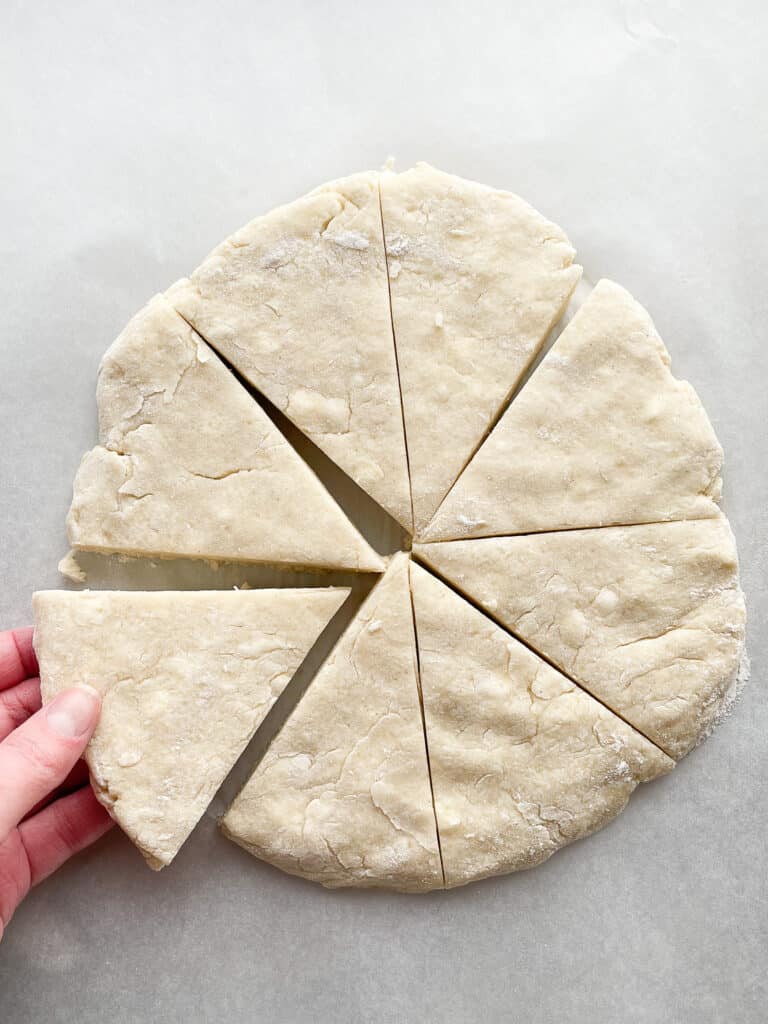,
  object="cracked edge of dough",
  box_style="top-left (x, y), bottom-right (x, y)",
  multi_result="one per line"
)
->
top-left (57, 550), bottom-right (87, 584)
